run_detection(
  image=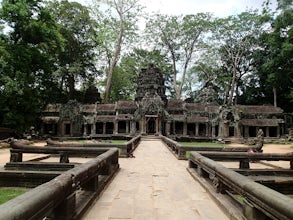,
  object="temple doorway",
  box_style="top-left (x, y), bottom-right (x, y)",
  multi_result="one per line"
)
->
top-left (146, 116), bottom-right (157, 134)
